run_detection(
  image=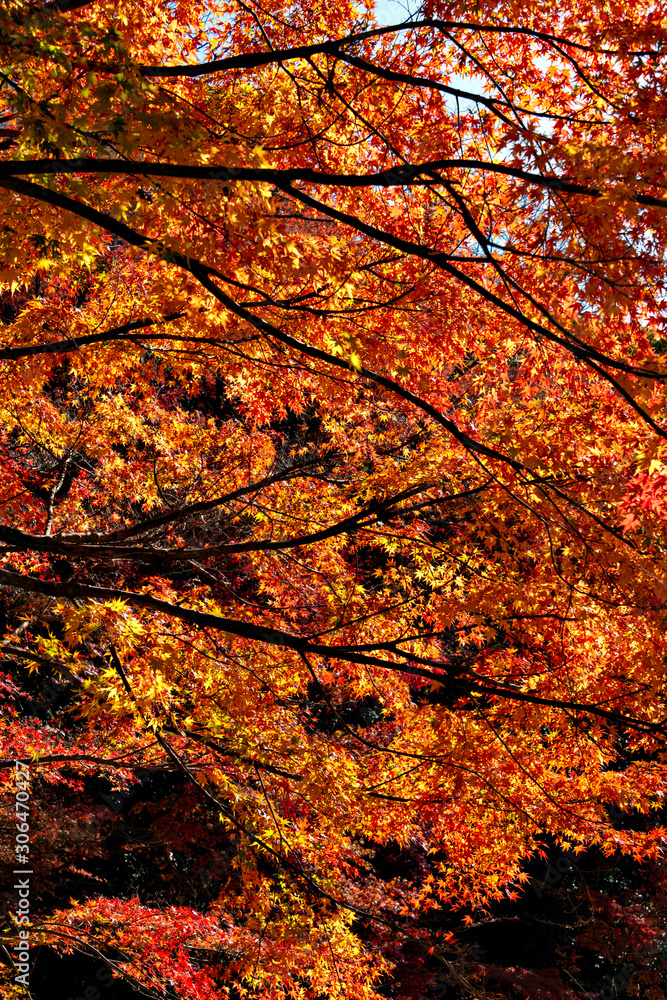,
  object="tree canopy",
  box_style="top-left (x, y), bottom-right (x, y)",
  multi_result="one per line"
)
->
top-left (2, 0), bottom-right (667, 997)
